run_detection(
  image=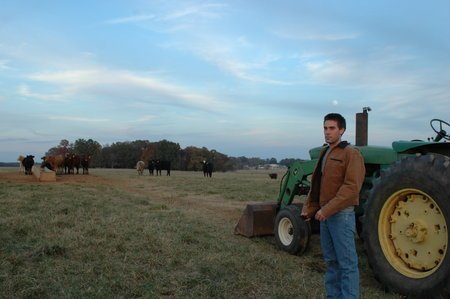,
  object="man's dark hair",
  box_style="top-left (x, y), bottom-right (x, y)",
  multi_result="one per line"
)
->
top-left (324, 113), bottom-right (346, 130)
